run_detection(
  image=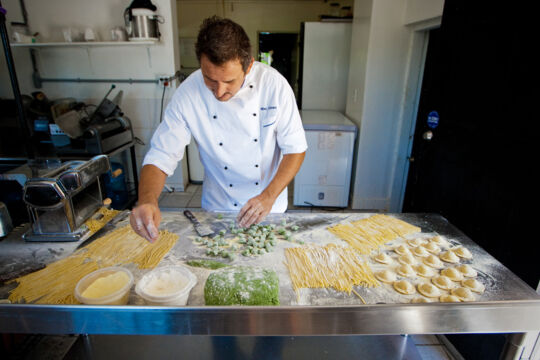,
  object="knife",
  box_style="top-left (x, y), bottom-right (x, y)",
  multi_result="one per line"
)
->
top-left (76, 210), bottom-right (130, 249)
top-left (184, 210), bottom-right (214, 237)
